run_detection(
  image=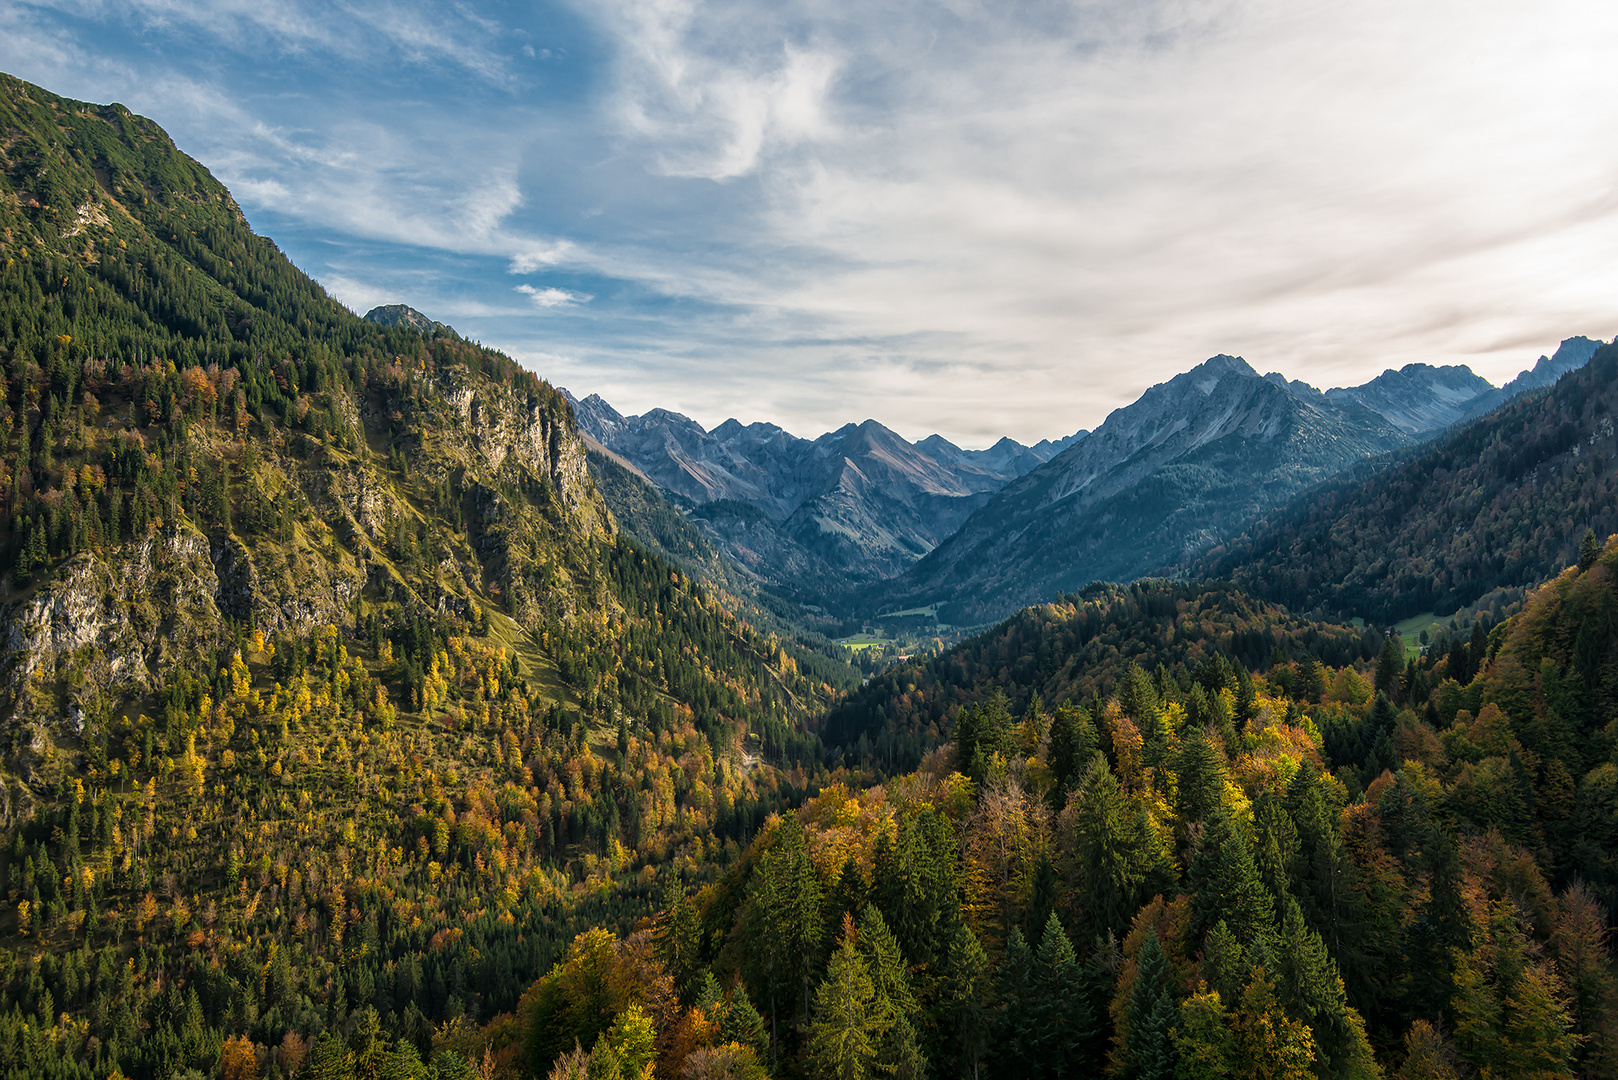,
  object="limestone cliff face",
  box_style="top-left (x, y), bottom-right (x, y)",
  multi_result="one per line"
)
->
top-left (436, 370), bottom-right (605, 539)
top-left (0, 529), bottom-right (363, 743)
top-left (0, 362), bottom-right (611, 766)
